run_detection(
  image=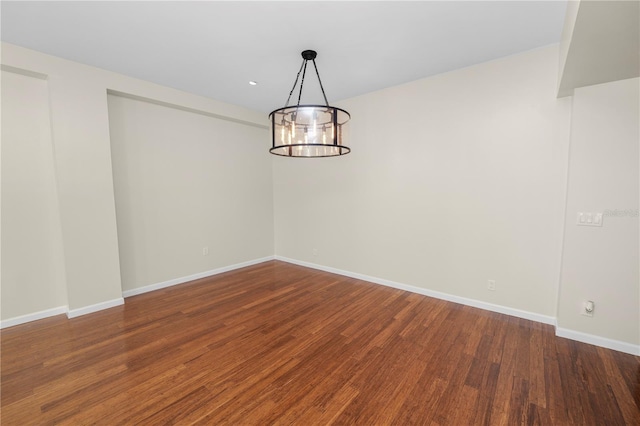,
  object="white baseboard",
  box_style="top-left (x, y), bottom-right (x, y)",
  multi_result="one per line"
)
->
top-left (6, 256), bottom-right (638, 357)
top-left (276, 256), bottom-right (640, 356)
top-left (275, 256), bottom-right (556, 326)
top-left (1, 305), bottom-right (68, 329)
top-left (3, 257), bottom-right (275, 327)
top-left (67, 297), bottom-right (124, 319)
top-left (556, 327), bottom-right (640, 356)
top-left (122, 256), bottom-right (275, 298)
